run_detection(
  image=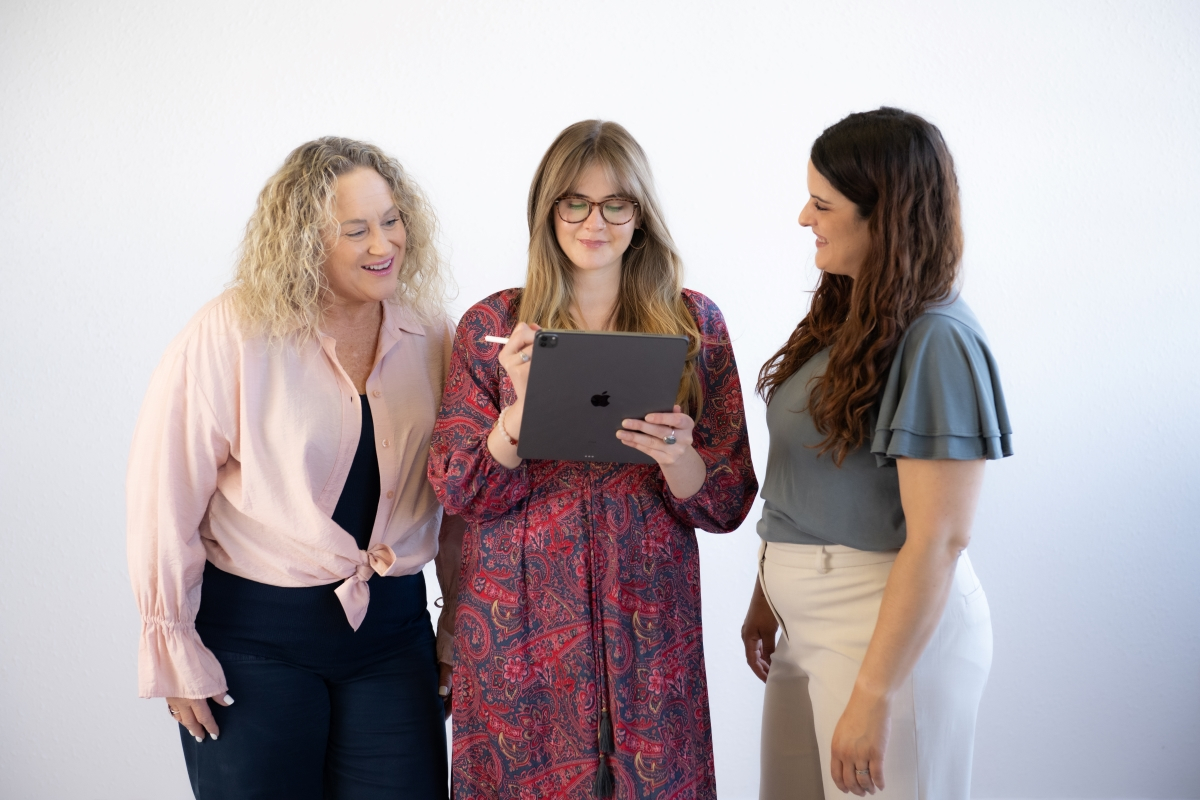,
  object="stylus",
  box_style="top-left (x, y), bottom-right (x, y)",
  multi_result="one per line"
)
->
top-left (482, 336), bottom-right (509, 345)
